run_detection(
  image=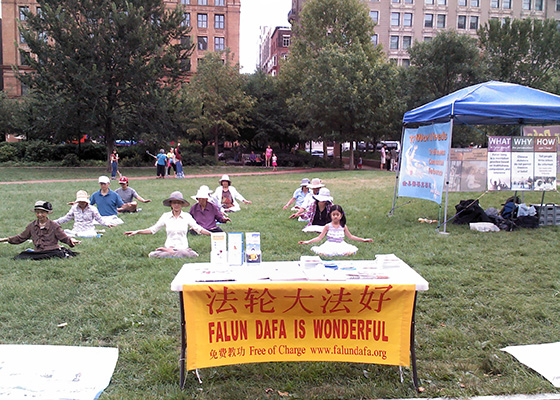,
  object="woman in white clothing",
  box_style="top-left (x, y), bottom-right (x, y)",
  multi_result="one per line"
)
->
top-left (124, 191), bottom-right (211, 258)
top-left (213, 174), bottom-right (252, 212)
